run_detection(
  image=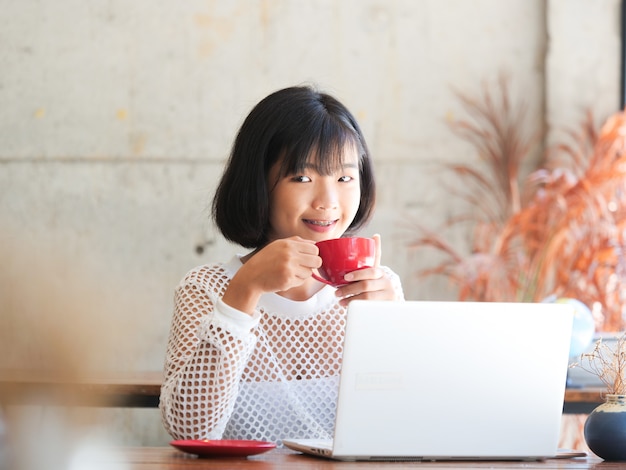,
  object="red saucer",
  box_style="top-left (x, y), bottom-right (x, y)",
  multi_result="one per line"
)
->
top-left (170, 439), bottom-right (276, 458)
